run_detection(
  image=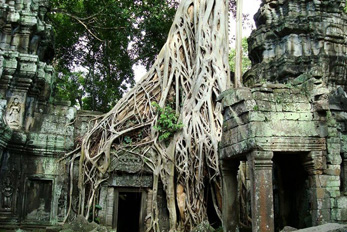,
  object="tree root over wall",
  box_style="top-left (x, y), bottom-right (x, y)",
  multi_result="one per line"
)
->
top-left (64, 0), bottom-right (230, 231)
